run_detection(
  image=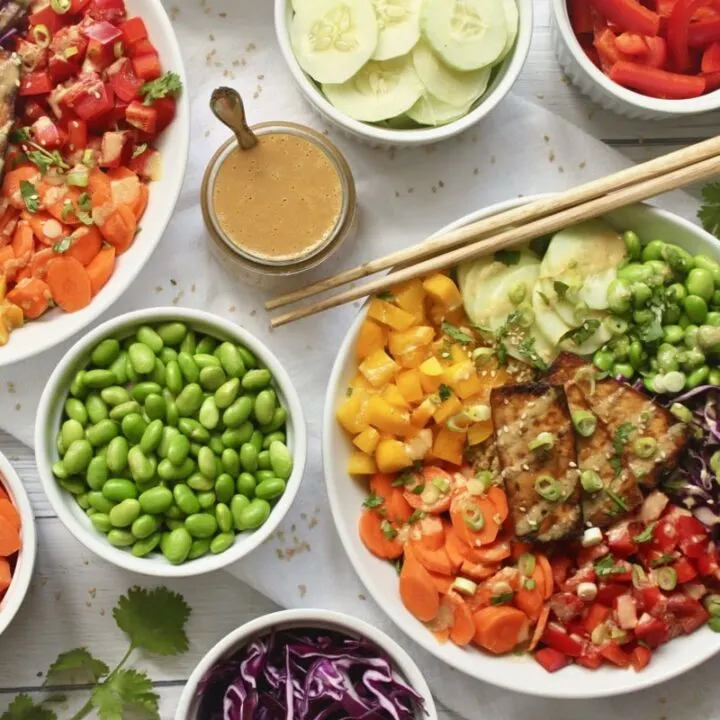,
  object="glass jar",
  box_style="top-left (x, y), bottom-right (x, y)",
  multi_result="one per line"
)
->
top-left (201, 121), bottom-right (358, 289)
